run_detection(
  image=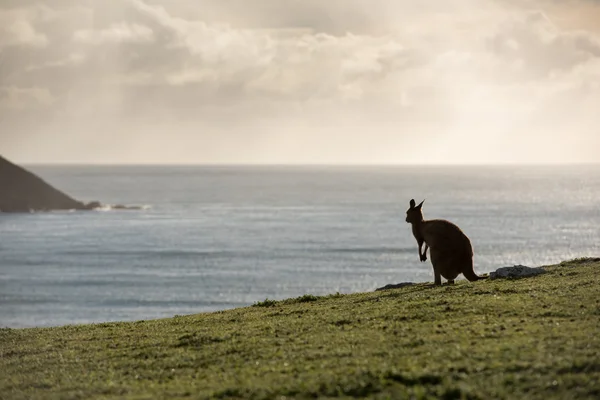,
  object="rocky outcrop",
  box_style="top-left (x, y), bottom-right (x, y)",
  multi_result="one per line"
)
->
top-left (375, 282), bottom-right (414, 291)
top-left (489, 265), bottom-right (546, 280)
top-left (375, 264), bottom-right (548, 291)
top-left (0, 155), bottom-right (93, 212)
